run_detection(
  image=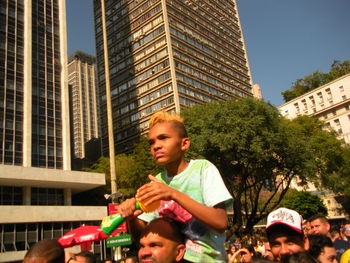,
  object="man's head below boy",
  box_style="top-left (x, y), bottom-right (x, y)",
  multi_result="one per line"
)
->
top-left (148, 111), bottom-right (190, 166)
